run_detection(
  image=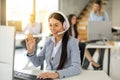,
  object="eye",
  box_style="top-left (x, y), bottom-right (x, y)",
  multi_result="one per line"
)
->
top-left (54, 24), bottom-right (58, 27)
top-left (49, 24), bottom-right (52, 27)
